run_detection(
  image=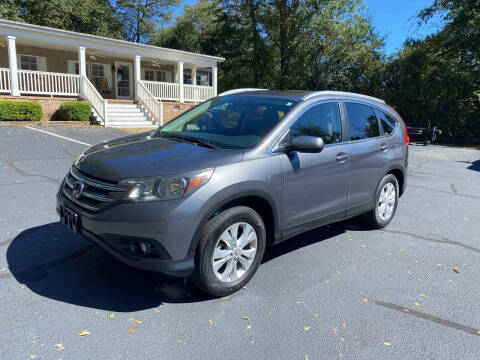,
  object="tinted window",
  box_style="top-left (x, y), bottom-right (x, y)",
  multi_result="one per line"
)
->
top-left (375, 109), bottom-right (398, 135)
top-left (159, 95), bottom-right (298, 149)
top-left (290, 102), bottom-right (342, 144)
top-left (346, 102), bottom-right (379, 140)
